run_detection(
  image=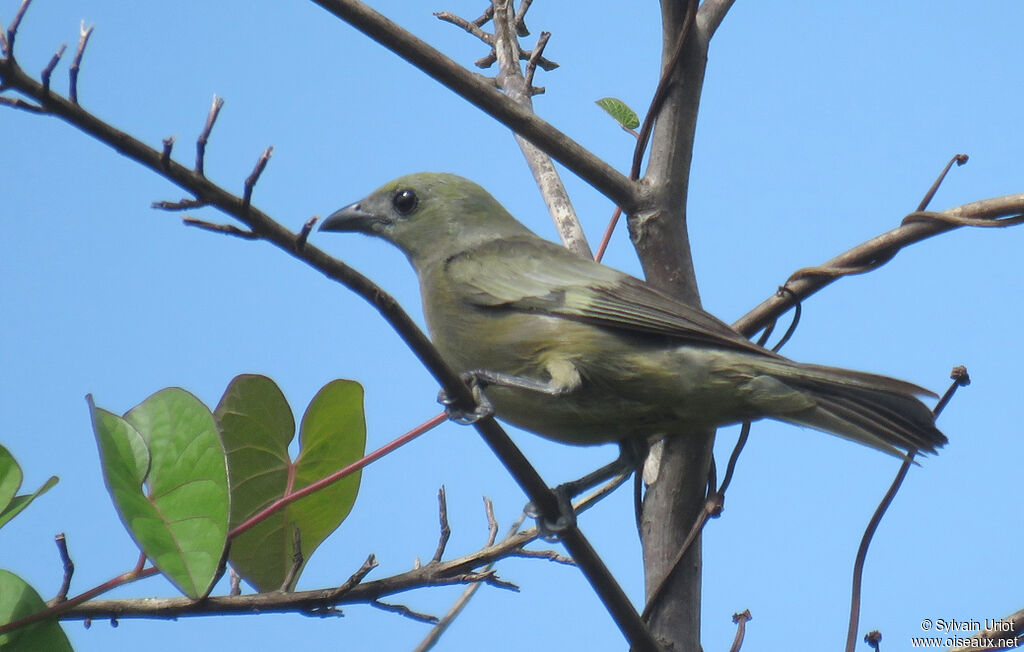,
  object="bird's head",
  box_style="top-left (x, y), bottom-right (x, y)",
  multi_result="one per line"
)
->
top-left (319, 172), bottom-right (531, 266)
